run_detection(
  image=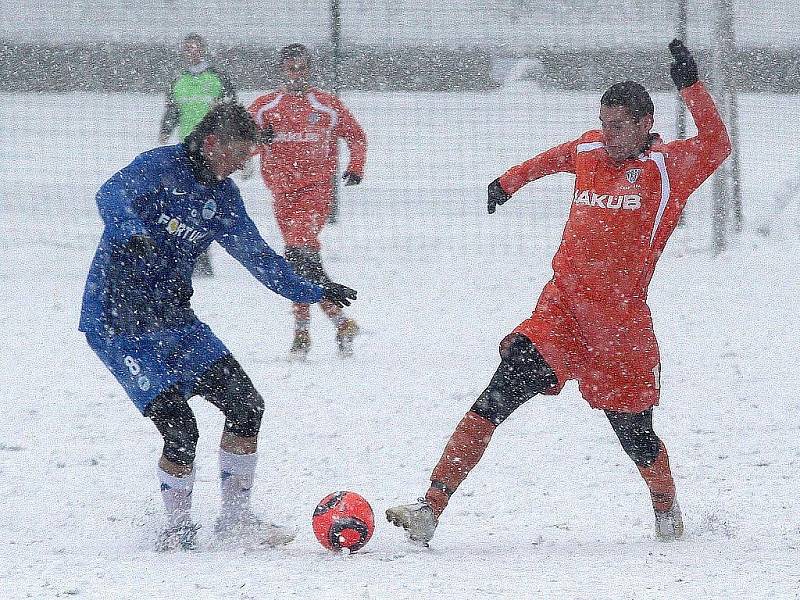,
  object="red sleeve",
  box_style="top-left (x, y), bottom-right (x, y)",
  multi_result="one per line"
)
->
top-left (663, 82), bottom-right (731, 200)
top-left (333, 97), bottom-right (367, 177)
top-left (247, 93), bottom-right (278, 156)
top-left (498, 138), bottom-right (579, 196)
top-left (246, 95), bottom-right (263, 122)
